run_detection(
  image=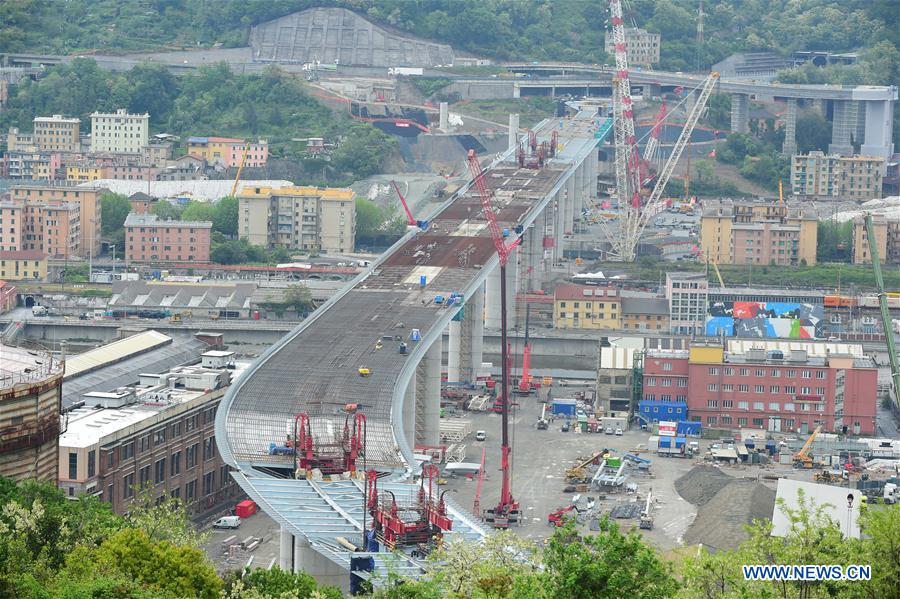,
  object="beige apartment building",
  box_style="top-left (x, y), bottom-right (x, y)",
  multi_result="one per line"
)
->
top-left (10, 185), bottom-right (106, 257)
top-left (0, 199), bottom-right (80, 257)
top-left (604, 27), bottom-right (661, 65)
top-left (852, 214), bottom-right (900, 265)
top-left (238, 186), bottom-right (356, 254)
top-left (90, 108), bottom-right (149, 154)
top-left (791, 152), bottom-right (884, 199)
top-left (700, 198), bottom-right (817, 266)
top-left (33, 115), bottom-right (81, 152)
